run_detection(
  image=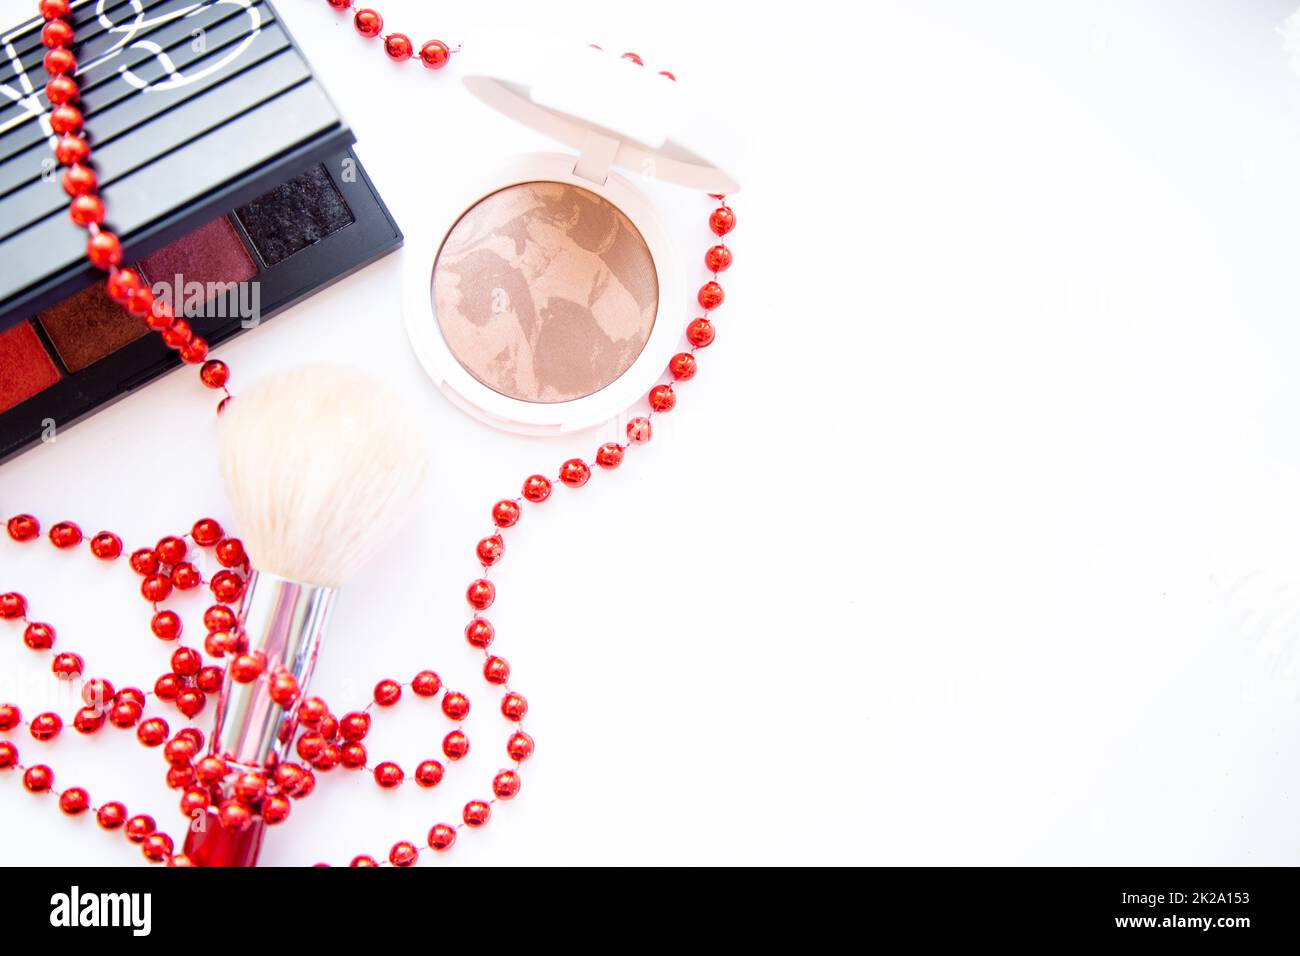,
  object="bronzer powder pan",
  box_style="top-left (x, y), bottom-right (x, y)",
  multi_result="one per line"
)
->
top-left (433, 182), bottom-right (659, 405)
top-left (405, 40), bottom-right (740, 435)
